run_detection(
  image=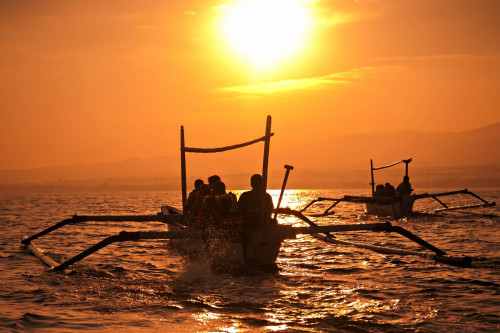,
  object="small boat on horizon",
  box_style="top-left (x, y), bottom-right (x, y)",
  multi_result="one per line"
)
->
top-left (301, 158), bottom-right (495, 219)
